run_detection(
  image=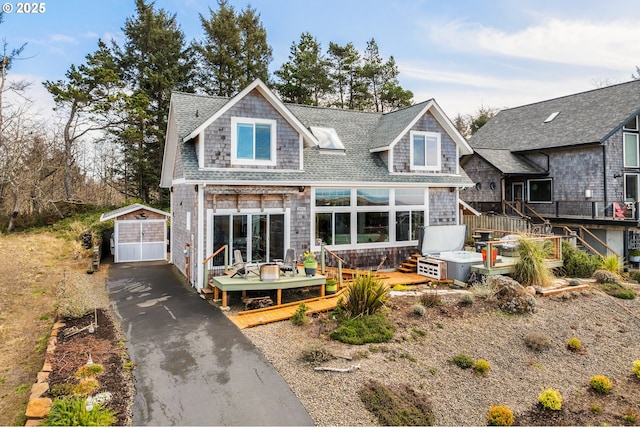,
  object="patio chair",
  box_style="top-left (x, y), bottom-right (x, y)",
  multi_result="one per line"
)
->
top-left (279, 248), bottom-right (297, 277)
top-left (613, 202), bottom-right (626, 220)
top-left (230, 250), bottom-right (260, 279)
